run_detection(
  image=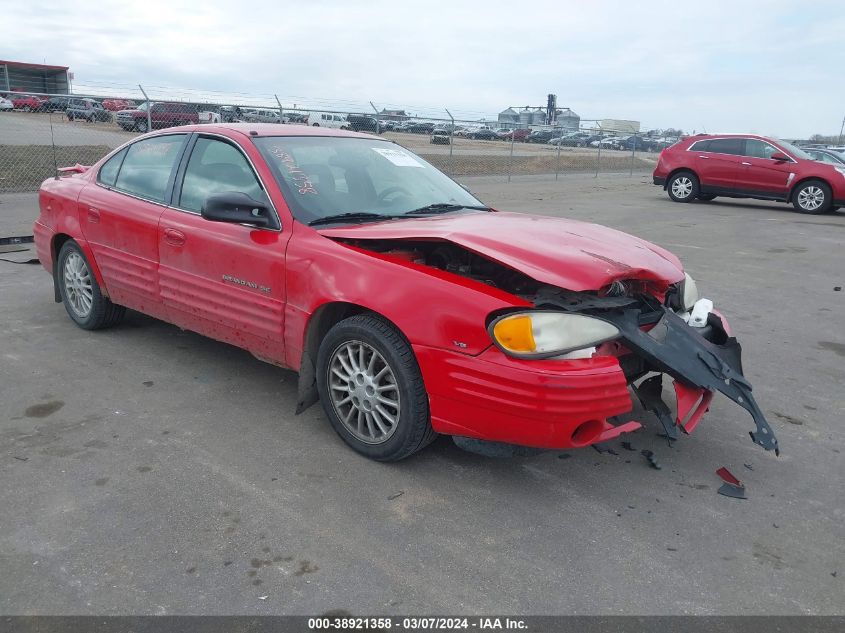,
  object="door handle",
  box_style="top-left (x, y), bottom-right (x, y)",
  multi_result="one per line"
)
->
top-left (698, 155), bottom-right (709, 159)
top-left (741, 161), bottom-right (752, 166)
top-left (87, 207), bottom-right (100, 223)
top-left (164, 228), bottom-right (186, 246)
